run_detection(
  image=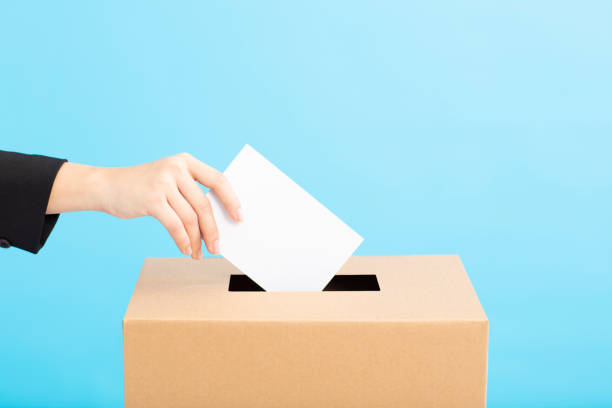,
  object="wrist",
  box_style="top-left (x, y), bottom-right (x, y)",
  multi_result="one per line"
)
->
top-left (87, 165), bottom-right (115, 214)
